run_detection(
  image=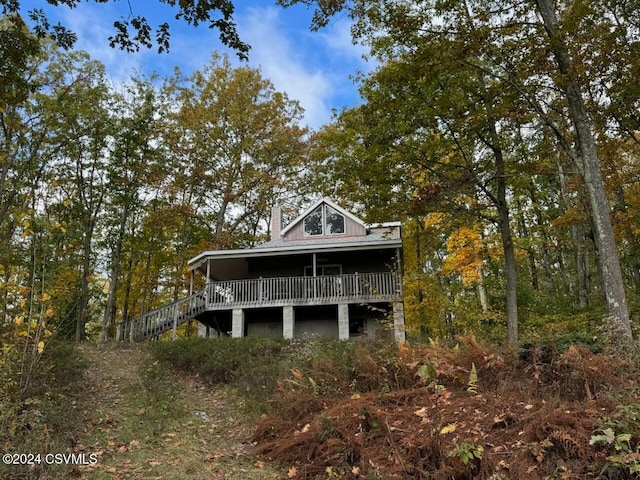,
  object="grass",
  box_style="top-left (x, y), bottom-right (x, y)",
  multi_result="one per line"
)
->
top-left (1, 341), bottom-right (284, 480)
top-left (150, 336), bottom-right (292, 413)
top-left (75, 343), bottom-right (284, 480)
